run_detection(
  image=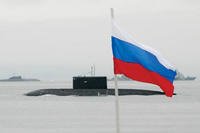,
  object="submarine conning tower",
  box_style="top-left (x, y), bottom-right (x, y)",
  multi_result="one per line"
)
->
top-left (72, 76), bottom-right (107, 96)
